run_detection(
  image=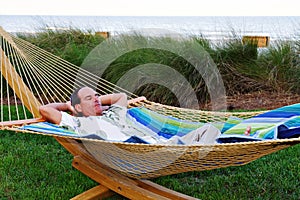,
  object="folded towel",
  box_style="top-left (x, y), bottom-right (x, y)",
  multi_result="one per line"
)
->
top-left (218, 103), bottom-right (300, 143)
